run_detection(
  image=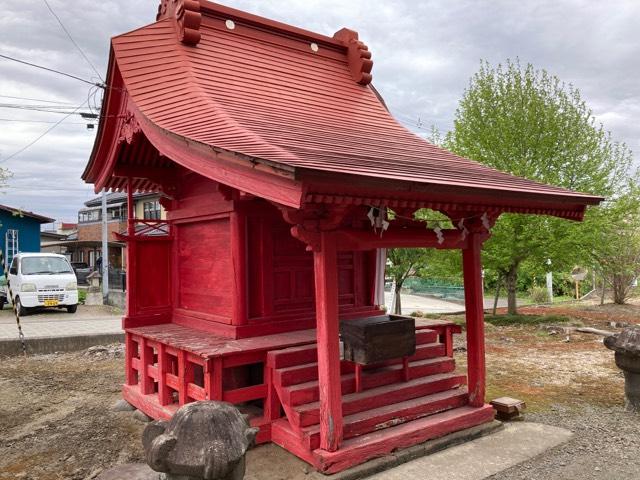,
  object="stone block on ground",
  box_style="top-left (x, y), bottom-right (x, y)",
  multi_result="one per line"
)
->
top-left (112, 399), bottom-right (136, 412)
